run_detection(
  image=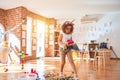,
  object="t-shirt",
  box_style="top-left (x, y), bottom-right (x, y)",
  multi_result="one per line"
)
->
top-left (60, 31), bottom-right (72, 43)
